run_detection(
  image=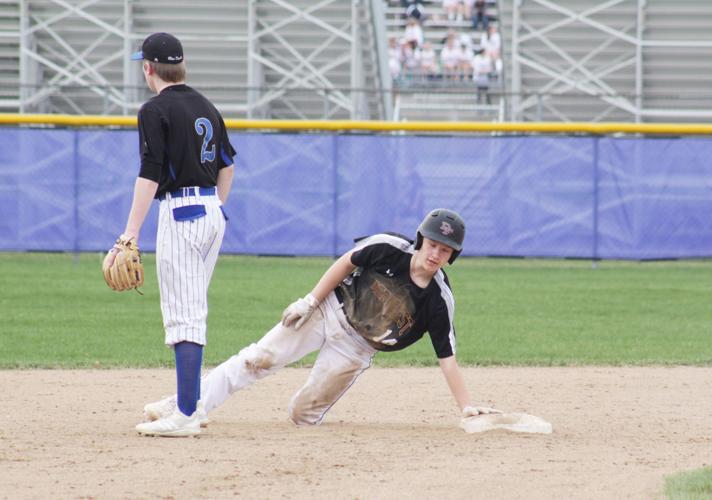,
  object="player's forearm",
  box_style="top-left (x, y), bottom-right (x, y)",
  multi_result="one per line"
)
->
top-left (308, 252), bottom-right (356, 303)
top-left (216, 164), bottom-right (234, 203)
top-left (123, 177), bottom-right (159, 240)
top-left (438, 356), bottom-right (472, 411)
